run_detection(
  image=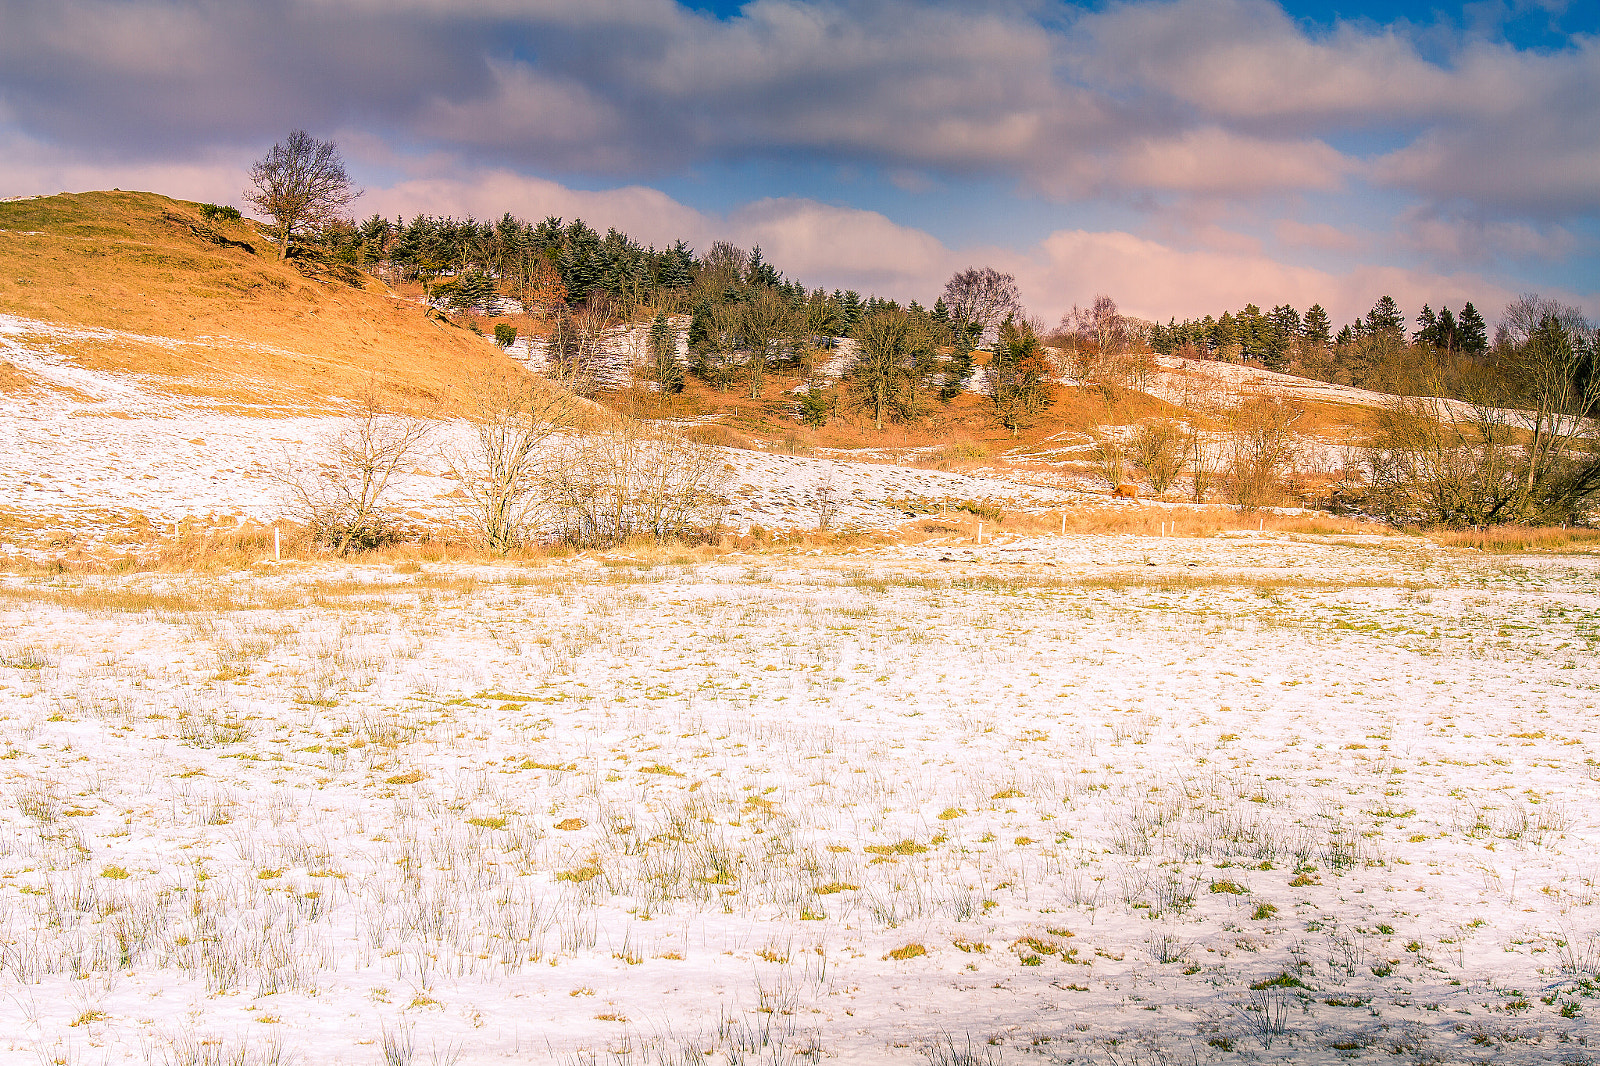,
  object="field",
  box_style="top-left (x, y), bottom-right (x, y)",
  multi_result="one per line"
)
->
top-left (3, 534), bottom-right (1598, 1065)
